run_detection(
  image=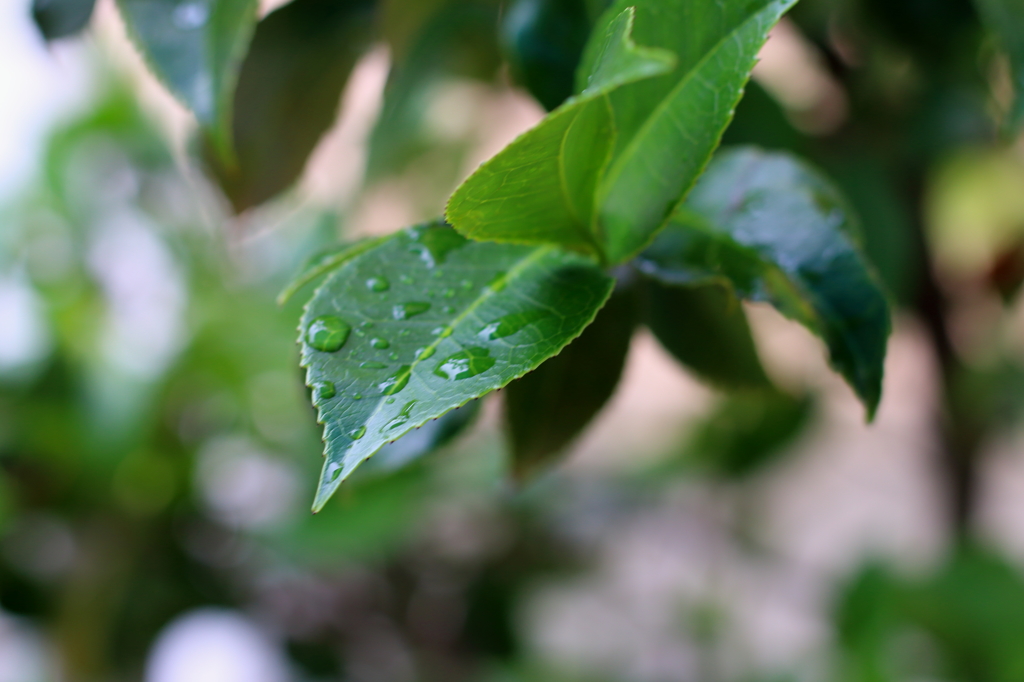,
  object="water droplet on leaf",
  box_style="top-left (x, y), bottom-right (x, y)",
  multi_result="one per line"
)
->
top-left (313, 381), bottom-right (336, 401)
top-left (416, 346), bottom-right (435, 360)
top-left (379, 366), bottom-right (411, 395)
top-left (366, 277), bottom-right (389, 292)
top-left (382, 400), bottom-right (418, 432)
top-left (392, 302), bottom-right (431, 320)
top-left (306, 316), bottom-right (350, 352)
top-left (434, 347), bottom-right (495, 381)
top-left (409, 224), bottom-right (466, 267)
top-left (349, 426), bottom-right (366, 440)
top-left (360, 361), bottom-right (387, 369)
top-left (371, 337), bottom-right (390, 350)
top-left (479, 310), bottom-right (546, 340)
